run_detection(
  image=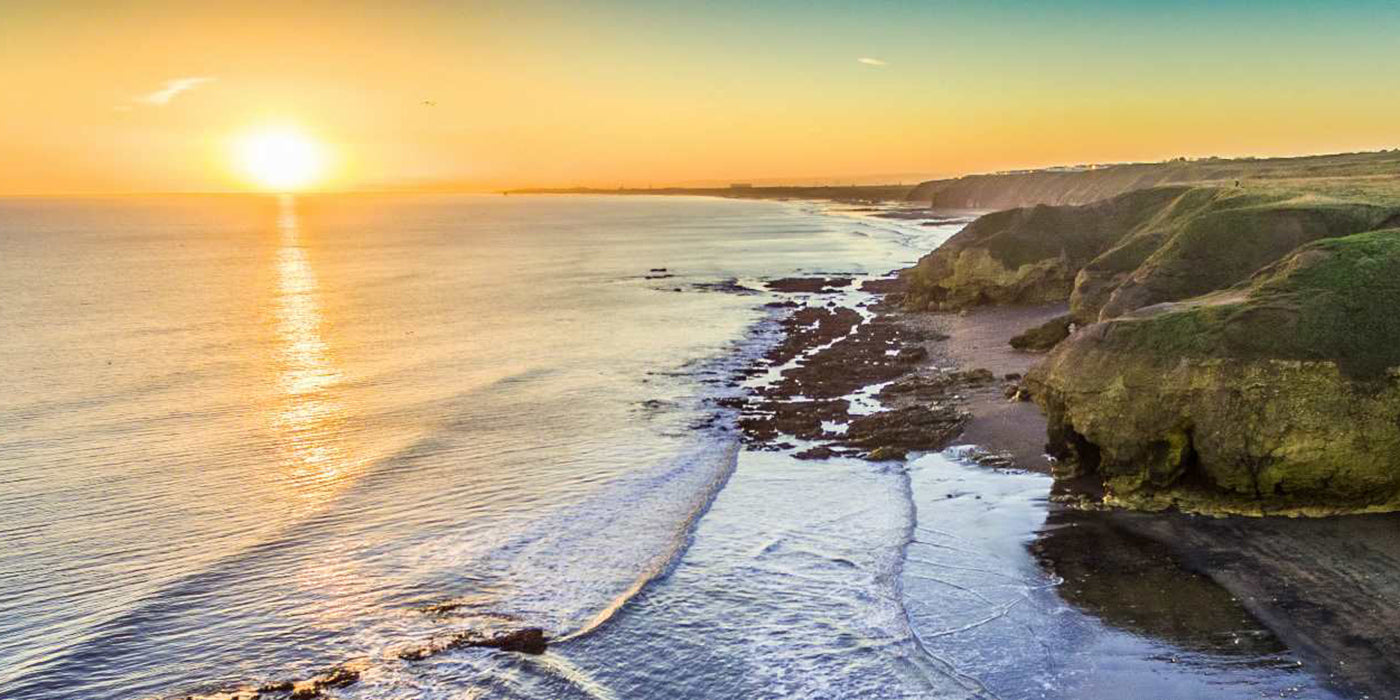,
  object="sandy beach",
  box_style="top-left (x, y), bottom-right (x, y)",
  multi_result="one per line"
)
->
top-left (905, 302), bottom-right (1400, 700)
top-left (726, 260), bottom-right (1399, 700)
